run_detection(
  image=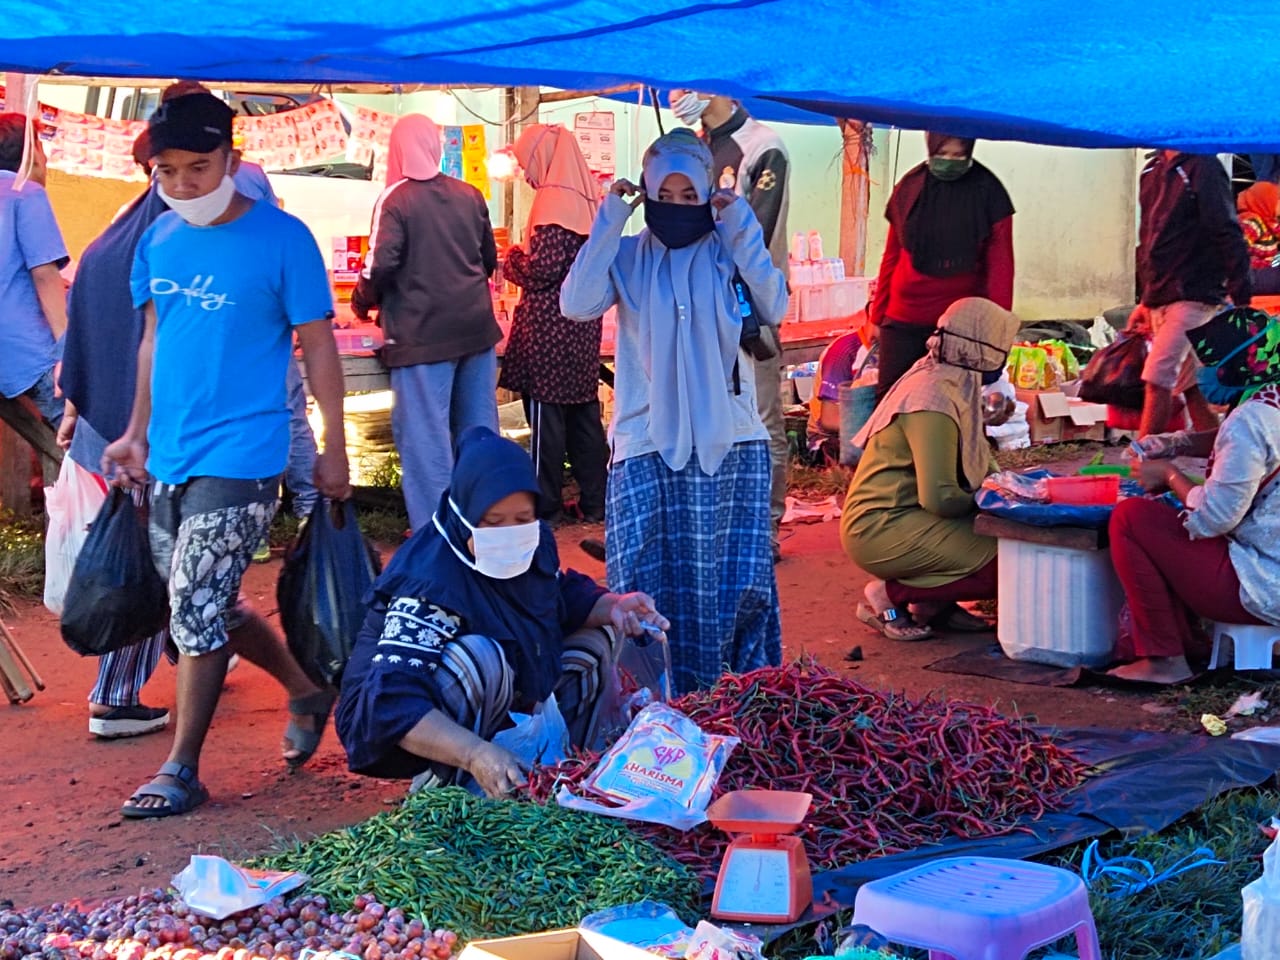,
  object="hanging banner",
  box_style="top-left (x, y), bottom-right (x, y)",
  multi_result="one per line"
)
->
top-left (2, 87), bottom-right (347, 182)
top-left (460, 124), bottom-right (489, 199)
top-left (237, 102), bottom-right (347, 171)
top-left (574, 112), bottom-right (616, 180)
top-left (346, 104), bottom-right (395, 182)
top-left (441, 125), bottom-right (465, 179)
